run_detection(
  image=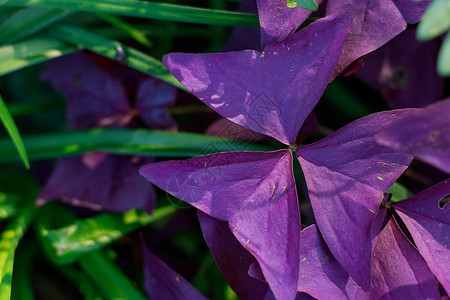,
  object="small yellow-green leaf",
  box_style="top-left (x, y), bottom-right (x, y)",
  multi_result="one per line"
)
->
top-left (417, 0), bottom-right (450, 41)
top-left (438, 32), bottom-right (450, 76)
top-left (286, 0), bottom-right (298, 8)
top-left (295, 0), bottom-right (318, 11)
